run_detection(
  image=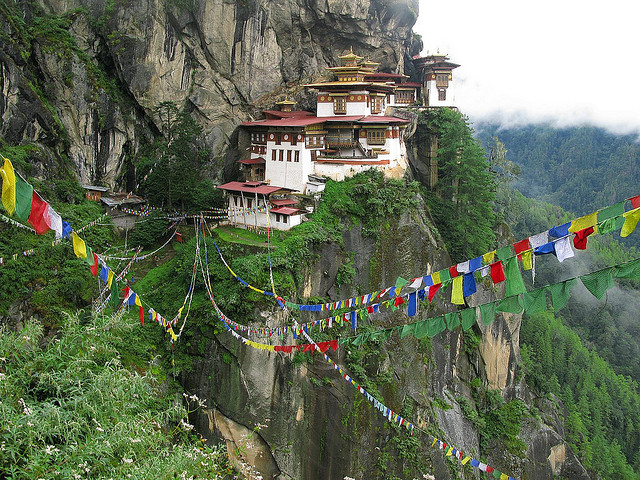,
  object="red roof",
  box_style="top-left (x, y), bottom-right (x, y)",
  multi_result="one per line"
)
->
top-left (270, 198), bottom-right (297, 206)
top-left (357, 116), bottom-right (410, 124)
top-left (320, 115), bottom-right (366, 122)
top-left (263, 110), bottom-right (314, 119)
top-left (238, 157), bottom-right (266, 165)
top-left (218, 181), bottom-right (294, 195)
top-left (271, 206), bottom-right (303, 215)
top-left (242, 117), bottom-right (325, 127)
